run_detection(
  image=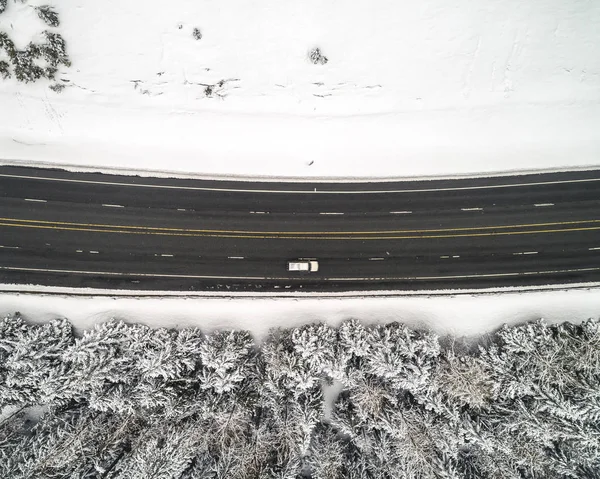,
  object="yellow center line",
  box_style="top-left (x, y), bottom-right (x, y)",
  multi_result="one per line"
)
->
top-left (1, 220), bottom-right (600, 240)
top-left (0, 216), bottom-right (599, 236)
